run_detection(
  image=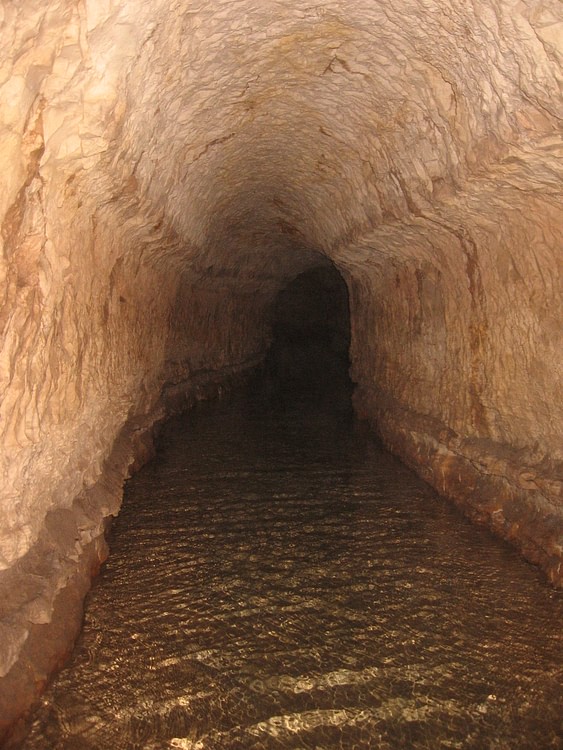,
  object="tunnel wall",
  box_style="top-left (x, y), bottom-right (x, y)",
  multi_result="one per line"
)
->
top-left (0, 7), bottom-right (278, 733)
top-left (163, 277), bottom-right (270, 410)
top-left (0, 214), bottom-right (268, 739)
top-left (0, 117), bottom-right (270, 744)
top-left (346, 146), bottom-right (563, 585)
top-left (0, 181), bottom-right (269, 736)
